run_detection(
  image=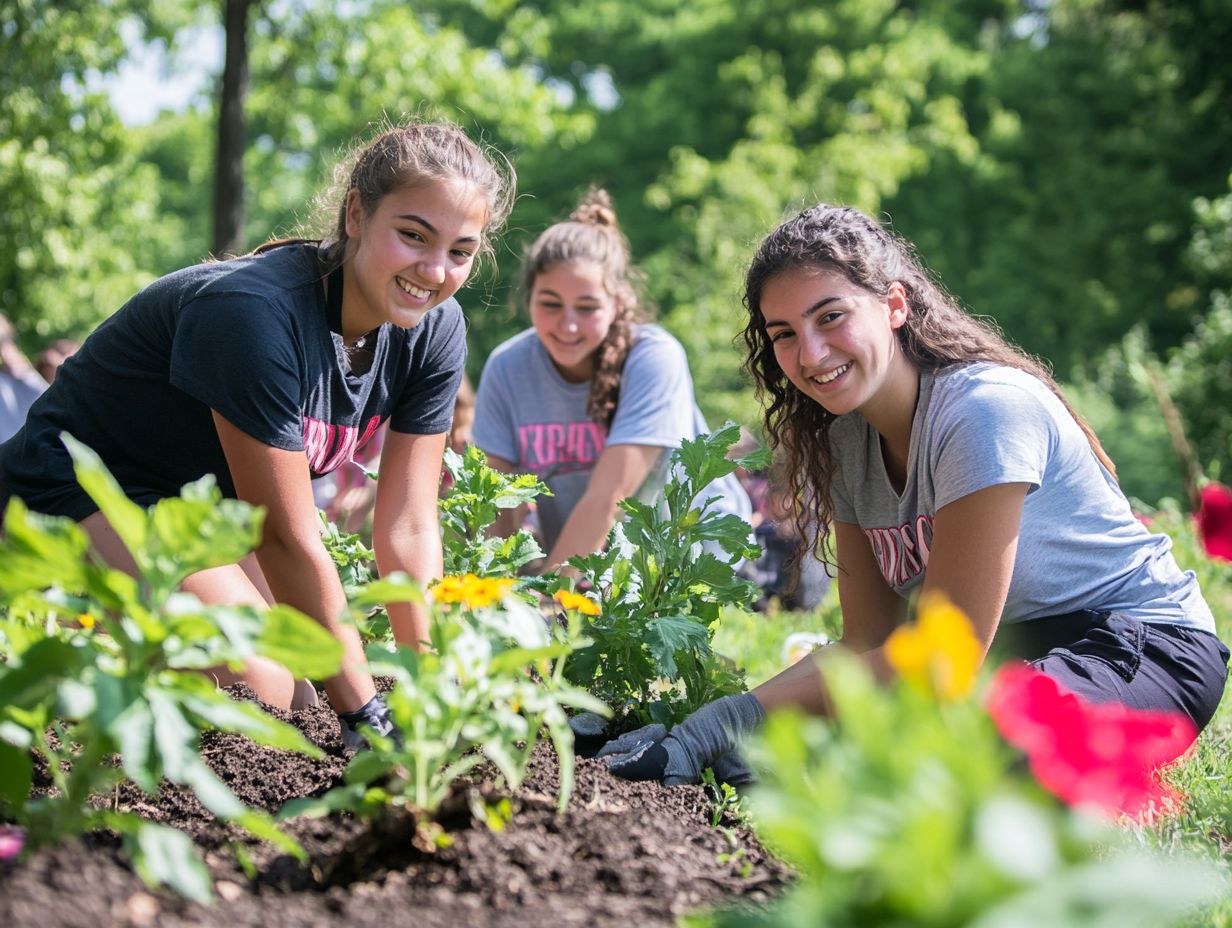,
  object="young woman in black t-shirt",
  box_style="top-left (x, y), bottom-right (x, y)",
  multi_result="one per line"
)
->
top-left (0, 121), bottom-right (515, 748)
